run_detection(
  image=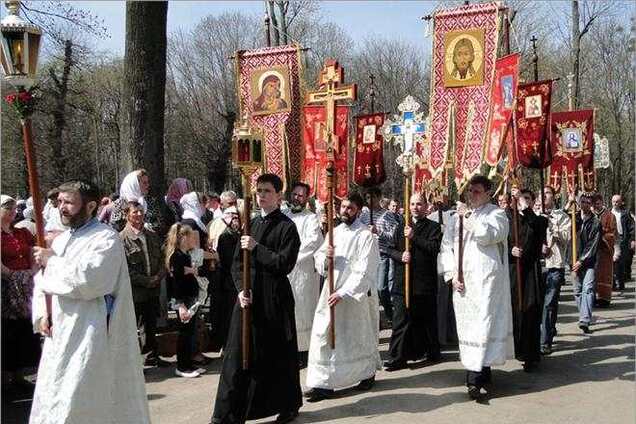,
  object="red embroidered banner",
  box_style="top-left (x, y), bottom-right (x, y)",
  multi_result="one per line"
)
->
top-left (236, 45), bottom-right (303, 188)
top-left (484, 53), bottom-right (520, 166)
top-left (353, 113), bottom-right (385, 187)
top-left (429, 2), bottom-right (500, 186)
top-left (549, 109), bottom-right (595, 192)
top-left (301, 105), bottom-right (349, 203)
top-left (514, 80), bottom-right (553, 169)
